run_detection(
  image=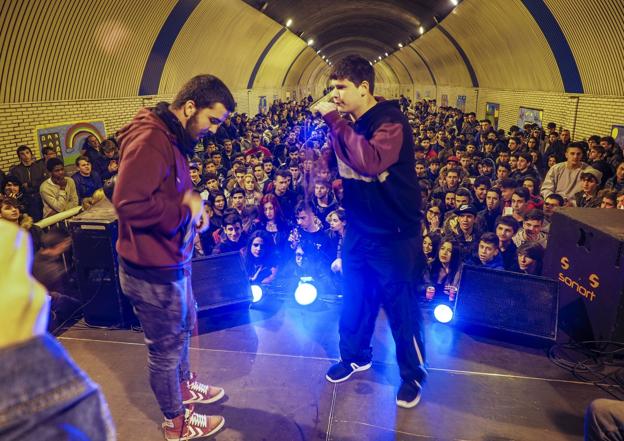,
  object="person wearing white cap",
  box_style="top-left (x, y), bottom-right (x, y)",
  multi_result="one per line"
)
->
top-left (574, 166), bottom-right (603, 208)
